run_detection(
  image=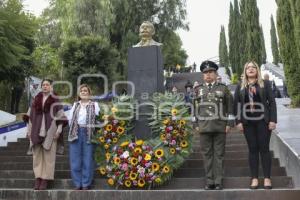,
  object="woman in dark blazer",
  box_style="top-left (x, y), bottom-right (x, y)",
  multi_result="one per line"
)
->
top-left (234, 61), bottom-right (277, 189)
